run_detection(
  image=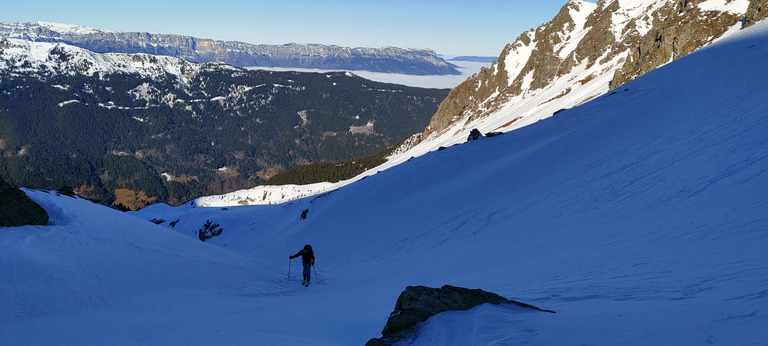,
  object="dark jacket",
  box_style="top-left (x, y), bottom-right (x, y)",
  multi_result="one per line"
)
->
top-left (291, 248), bottom-right (315, 264)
